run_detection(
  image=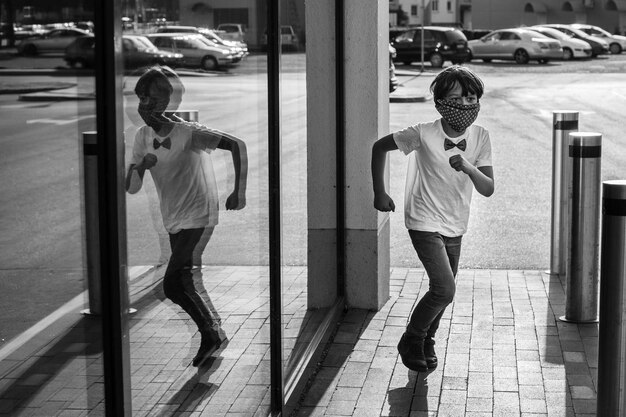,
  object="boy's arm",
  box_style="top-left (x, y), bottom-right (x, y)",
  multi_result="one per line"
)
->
top-left (449, 155), bottom-right (494, 197)
top-left (371, 134), bottom-right (399, 212)
top-left (217, 133), bottom-right (248, 210)
top-left (191, 126), bottom-right (248, 209)
top-left (125, 154), bottom-right (157, 194)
